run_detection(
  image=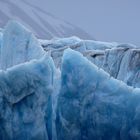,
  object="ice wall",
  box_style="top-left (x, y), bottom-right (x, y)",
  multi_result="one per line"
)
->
top-left (56, 49), bottom-right (140, 140)
top-left (0, 21), bottom-right (45, 70)
top-left (0, 21), bottom-right (140, 140)
top-left (41, 37), bottom-right (140, 88)
top-left (0, 21), bottom-right (54, 140)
